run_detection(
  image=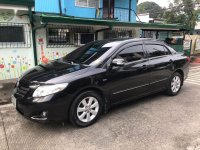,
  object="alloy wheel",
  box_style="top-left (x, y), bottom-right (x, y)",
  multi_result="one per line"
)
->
top-left (171, 76), bottom-right (181, 93)
top-left (77, 97), bottom-right (99, 123)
